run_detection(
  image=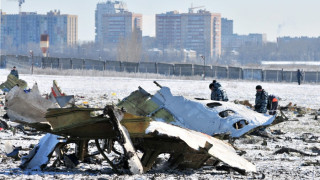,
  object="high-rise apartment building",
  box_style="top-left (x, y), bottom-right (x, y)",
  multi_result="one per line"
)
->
top-left (1, 10), bottom-right (77, 50)
top-left (95, 0), bottom-right (128, 44)
top-left (47, 10), bottom-right (78, 47)
top-left (220, 17), bottom-right (266, 50)
top-left (221, 18), bottom-right (233, 35)
top-left (156, 10), bottom-right (221, 60)
top-left (0, 9), bottom-right (2, 53)
top-left (101, 12), bottom-right (142, 44)
top-left (95, 1), bottom-right (142, 46)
